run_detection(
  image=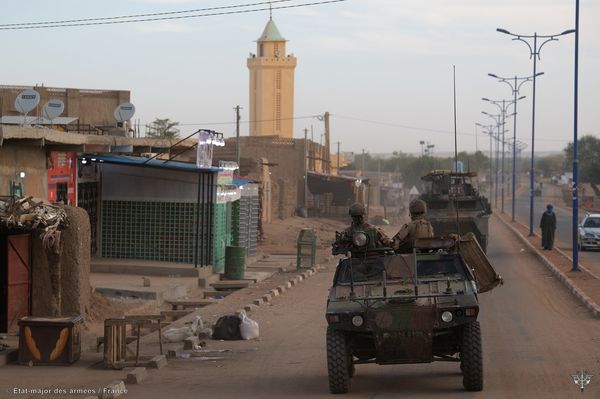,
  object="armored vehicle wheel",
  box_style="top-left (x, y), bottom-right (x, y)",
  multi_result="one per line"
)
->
top-left (327, 327), bottom-right (351, 394)
top-left (461, 321), bottom-right (483, 391)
